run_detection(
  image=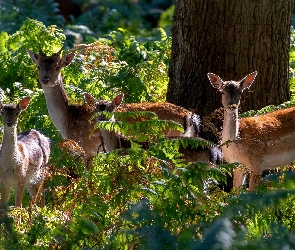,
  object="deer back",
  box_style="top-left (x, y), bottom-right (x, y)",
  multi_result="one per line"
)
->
top-left (84, 93), bottom-right (199, 138)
